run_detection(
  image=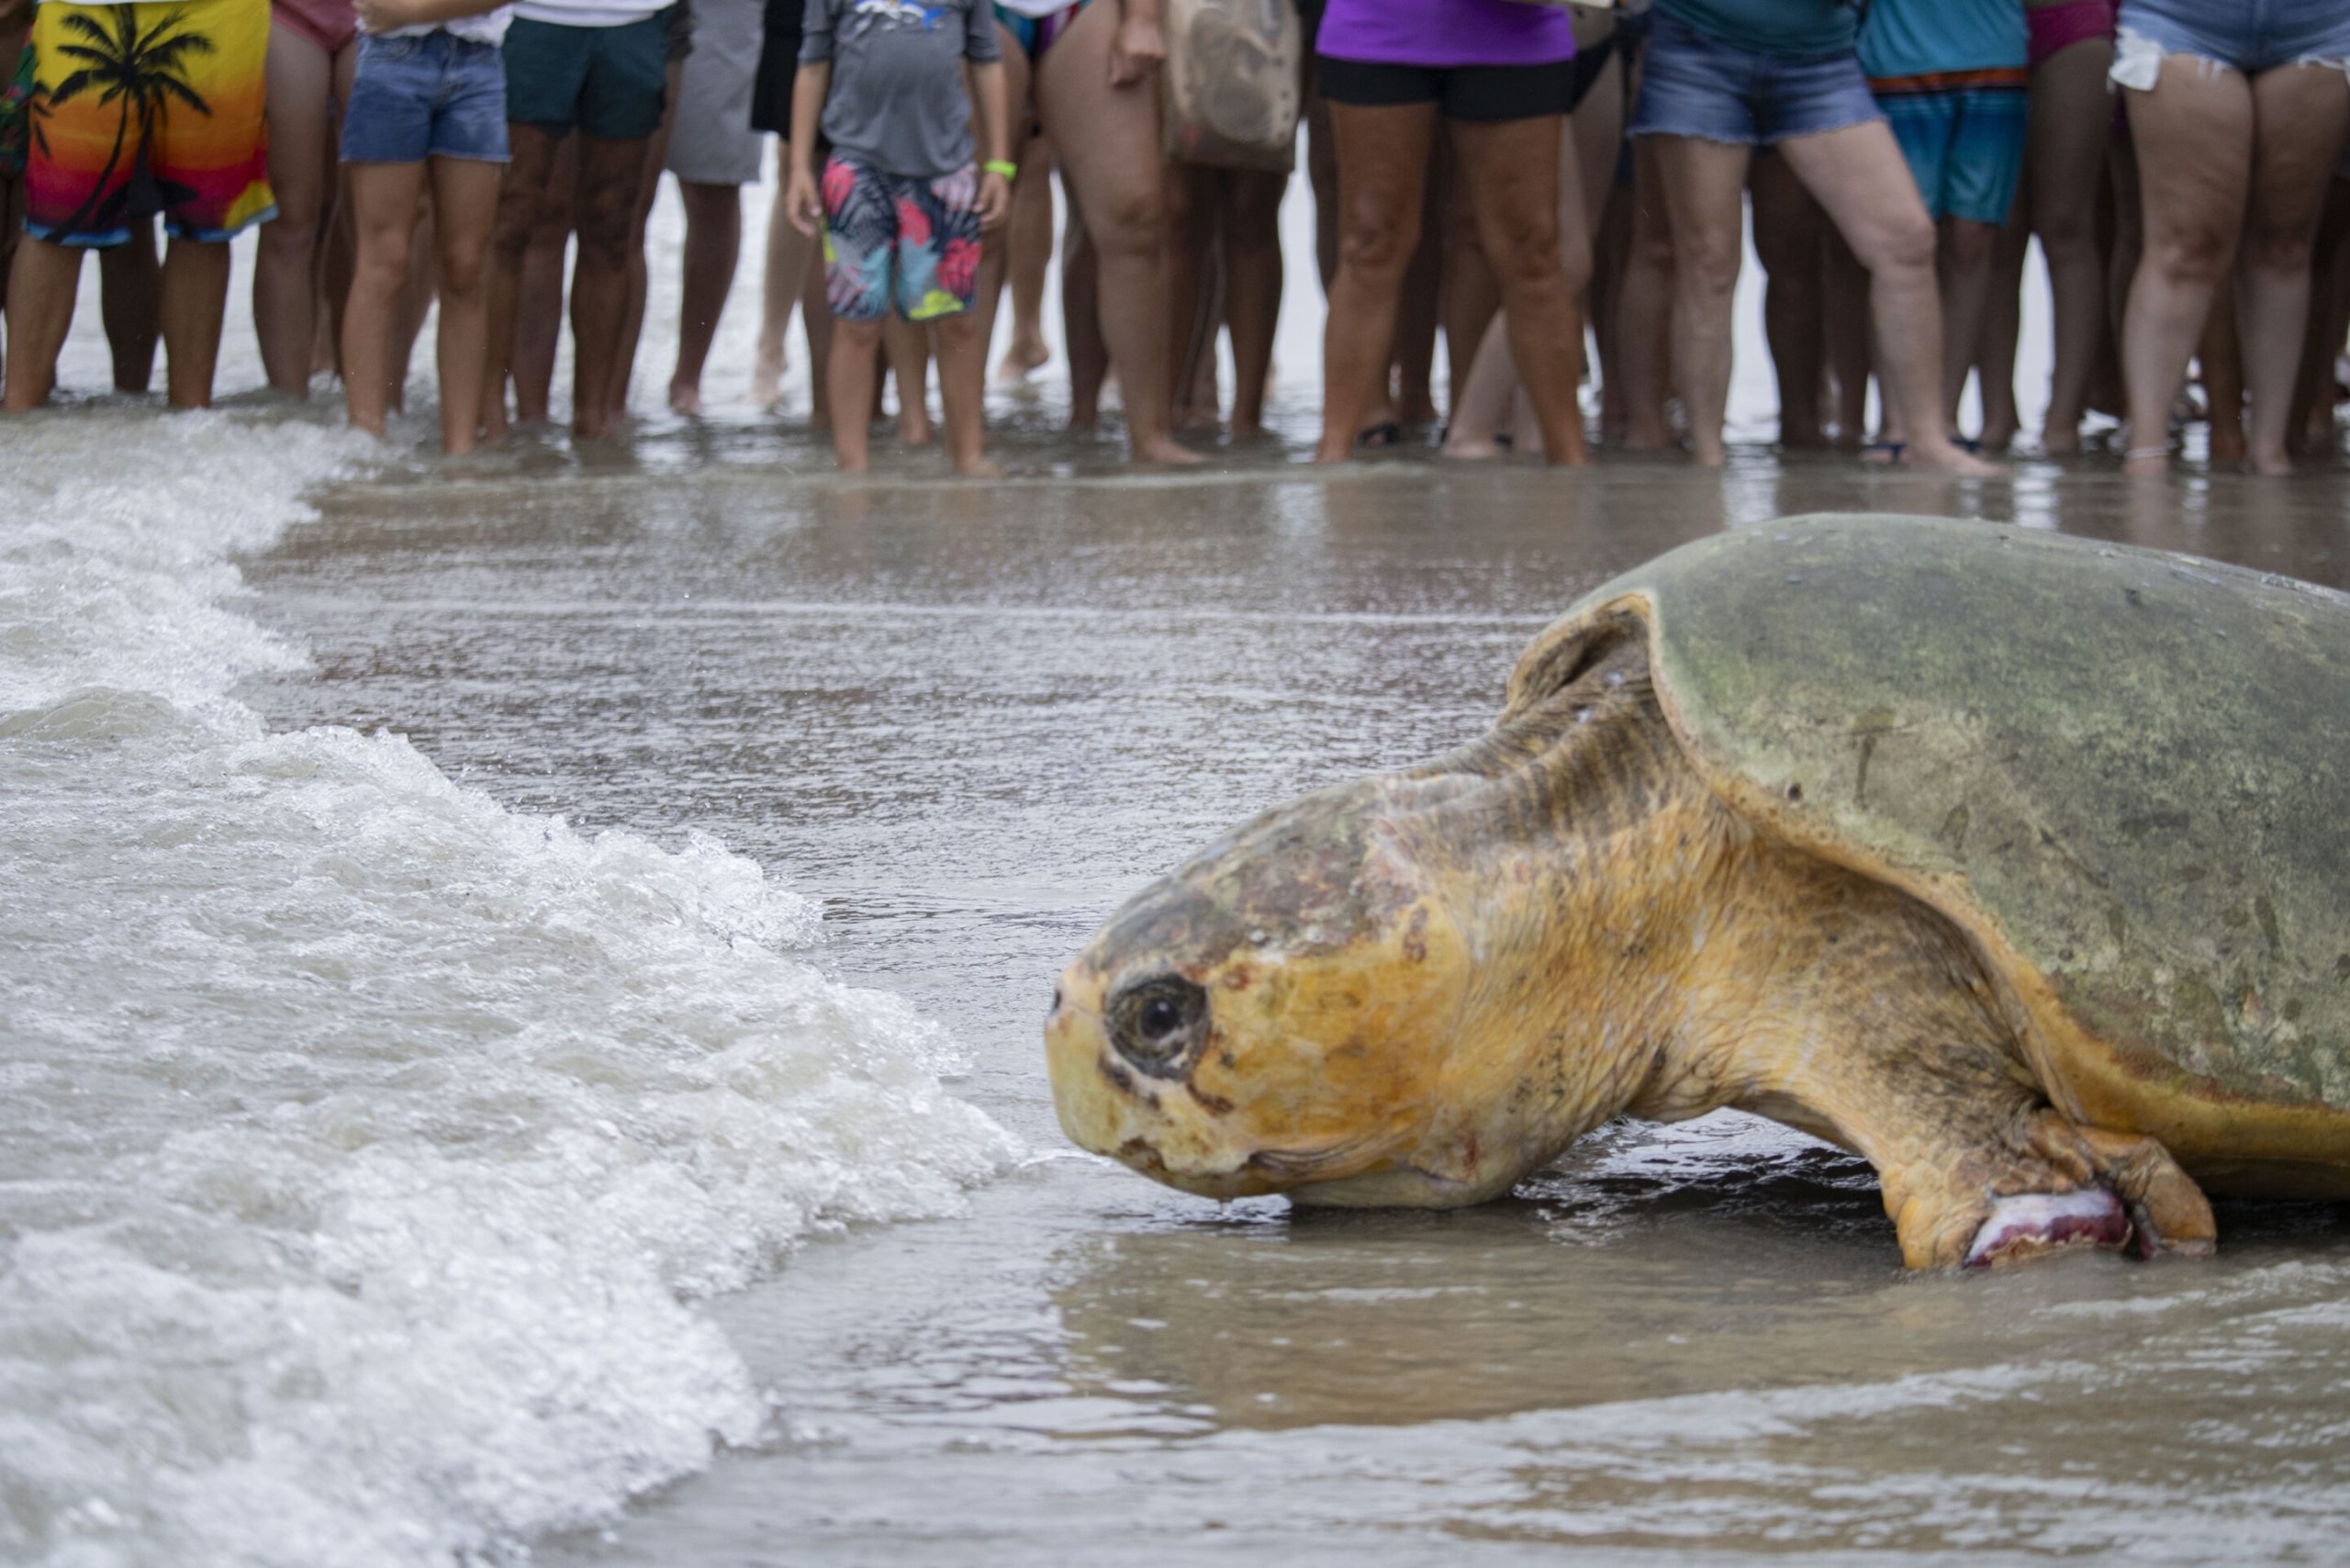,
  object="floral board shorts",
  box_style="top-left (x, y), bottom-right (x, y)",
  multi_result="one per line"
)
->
top-left (819, 152), bottom-right (980, 324)
top-left (23, 0), bottom-right (276, 246)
